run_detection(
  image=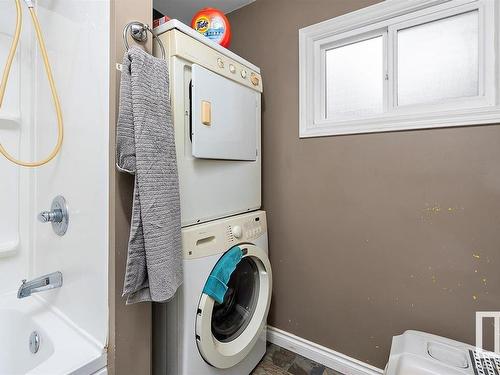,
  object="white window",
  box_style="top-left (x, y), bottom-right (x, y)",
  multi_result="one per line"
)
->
top-left (325, 34), bottom-right (385, 120)
top-left (299, 0), bottom-right (499, 137)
